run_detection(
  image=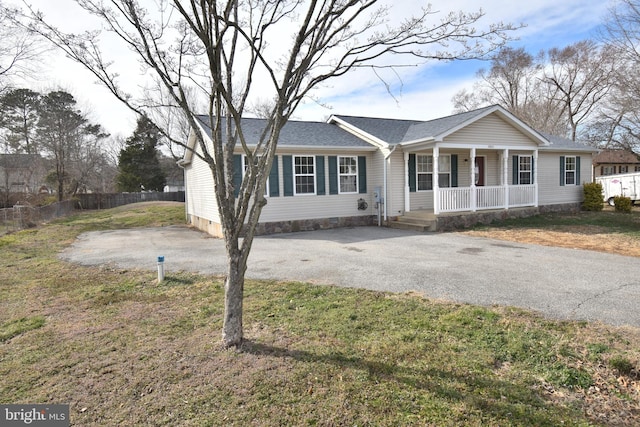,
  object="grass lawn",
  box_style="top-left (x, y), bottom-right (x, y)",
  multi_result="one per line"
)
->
top-left (1, 203), bottom-right (638, 426)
